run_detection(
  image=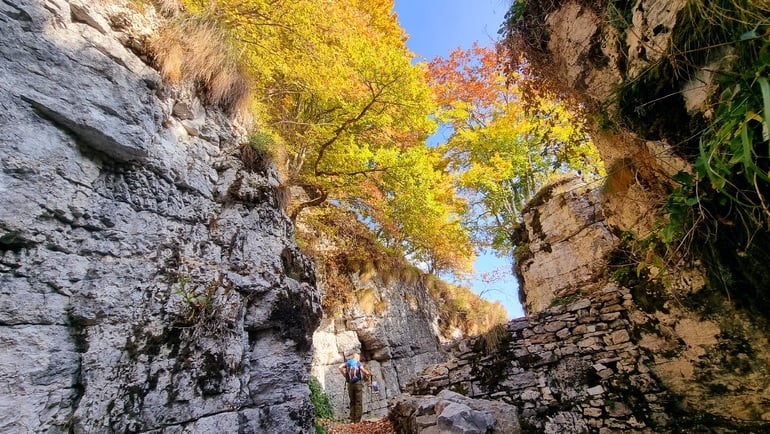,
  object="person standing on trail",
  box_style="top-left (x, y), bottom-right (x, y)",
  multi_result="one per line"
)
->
top-left (338, 352), bottom-right (372, 422)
